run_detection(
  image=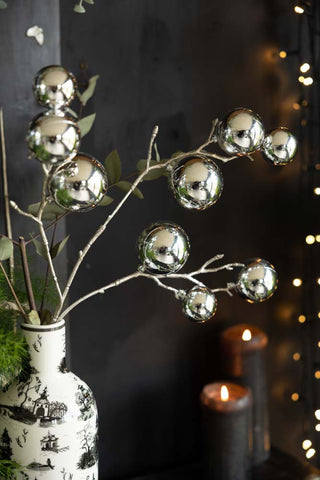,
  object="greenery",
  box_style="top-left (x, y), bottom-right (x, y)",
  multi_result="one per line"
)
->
top-left (0, 460), bottom-right (24, 480)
